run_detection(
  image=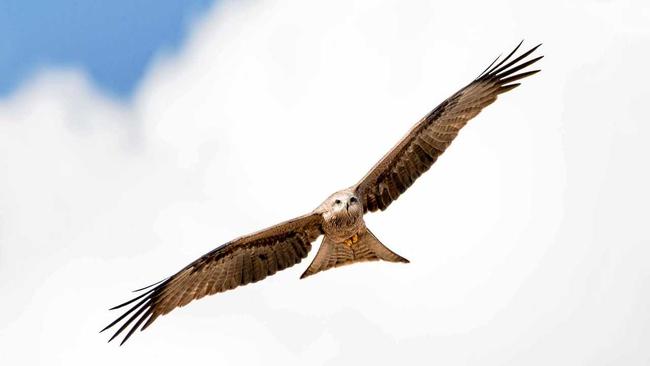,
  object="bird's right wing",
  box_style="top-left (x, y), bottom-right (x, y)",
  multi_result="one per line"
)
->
top-left (354, 42), bottom-right (543, 212)
top-left (101, 212), bottom-right (323, 345)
